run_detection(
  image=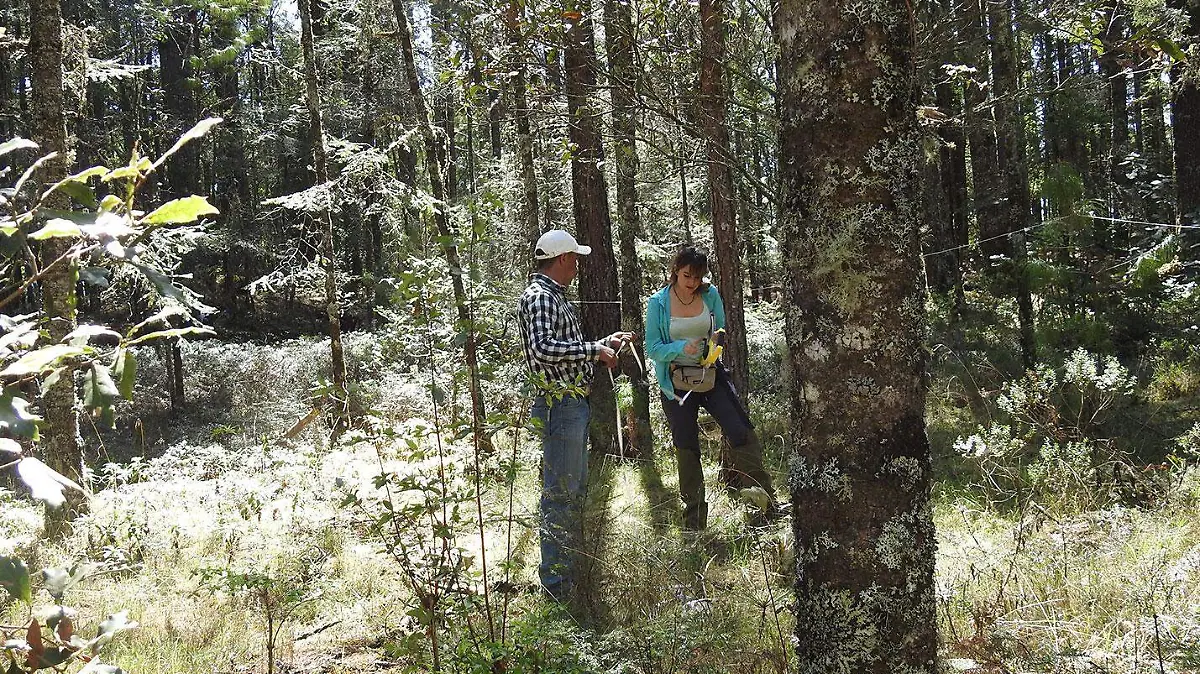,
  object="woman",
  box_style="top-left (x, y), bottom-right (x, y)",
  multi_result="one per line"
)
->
top-left (644, 247), bottom-right (778, 531)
